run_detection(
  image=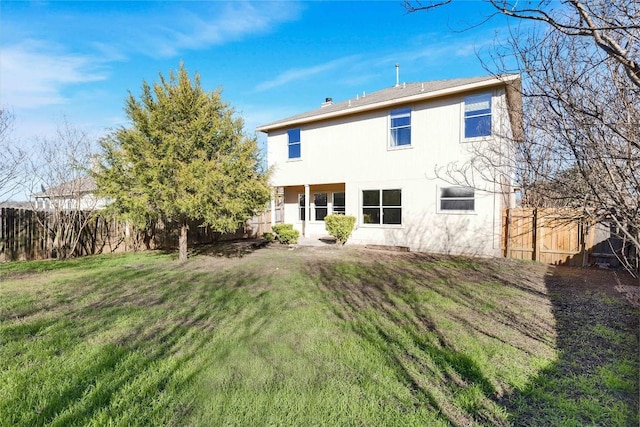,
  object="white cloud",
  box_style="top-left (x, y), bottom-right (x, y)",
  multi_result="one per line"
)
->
top-left (1, 40), bottom-right (109, 109)
top-left (357, 26), bottom-right (512, 80)
top-left (139, 2), bottom-right (301, 58)
top-left (255, 55), bottom-right (360, 92)
top-left (254, 24), bottom-right (509, 96)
